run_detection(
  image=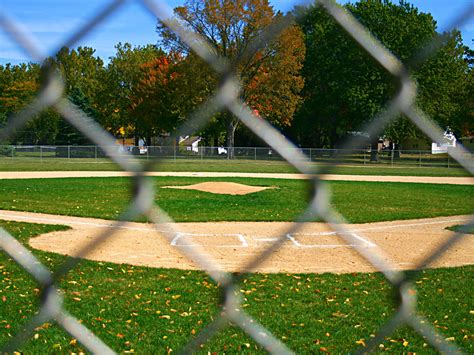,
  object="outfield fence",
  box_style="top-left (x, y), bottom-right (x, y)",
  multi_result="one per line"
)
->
top-left (1, 0), bottom-right (473, 353)
top-left (0, 144), bottom-right (471, 168)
